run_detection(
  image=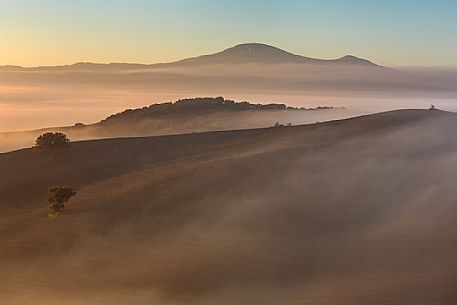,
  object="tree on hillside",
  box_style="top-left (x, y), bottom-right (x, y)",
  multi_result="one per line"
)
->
top-left (34, 132), bottom-right (70, 157)
top-left (48, 186), bottom-right (76, 218)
